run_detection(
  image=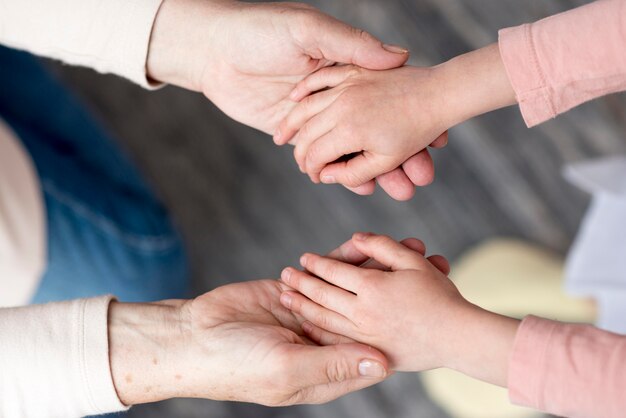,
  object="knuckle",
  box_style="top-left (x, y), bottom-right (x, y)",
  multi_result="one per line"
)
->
top-left (346, 66), bottom-right (362, 79)
top-left (325, 357), bottom-right (351, 383)
top-left (343, 170), bottom-right (366, 188)
top-left (351, 27), bottom-right (372, 43)
top-left (312, 286), bottom-right (328, 306)
top-left (314, 311), bottom-right (332, 330)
